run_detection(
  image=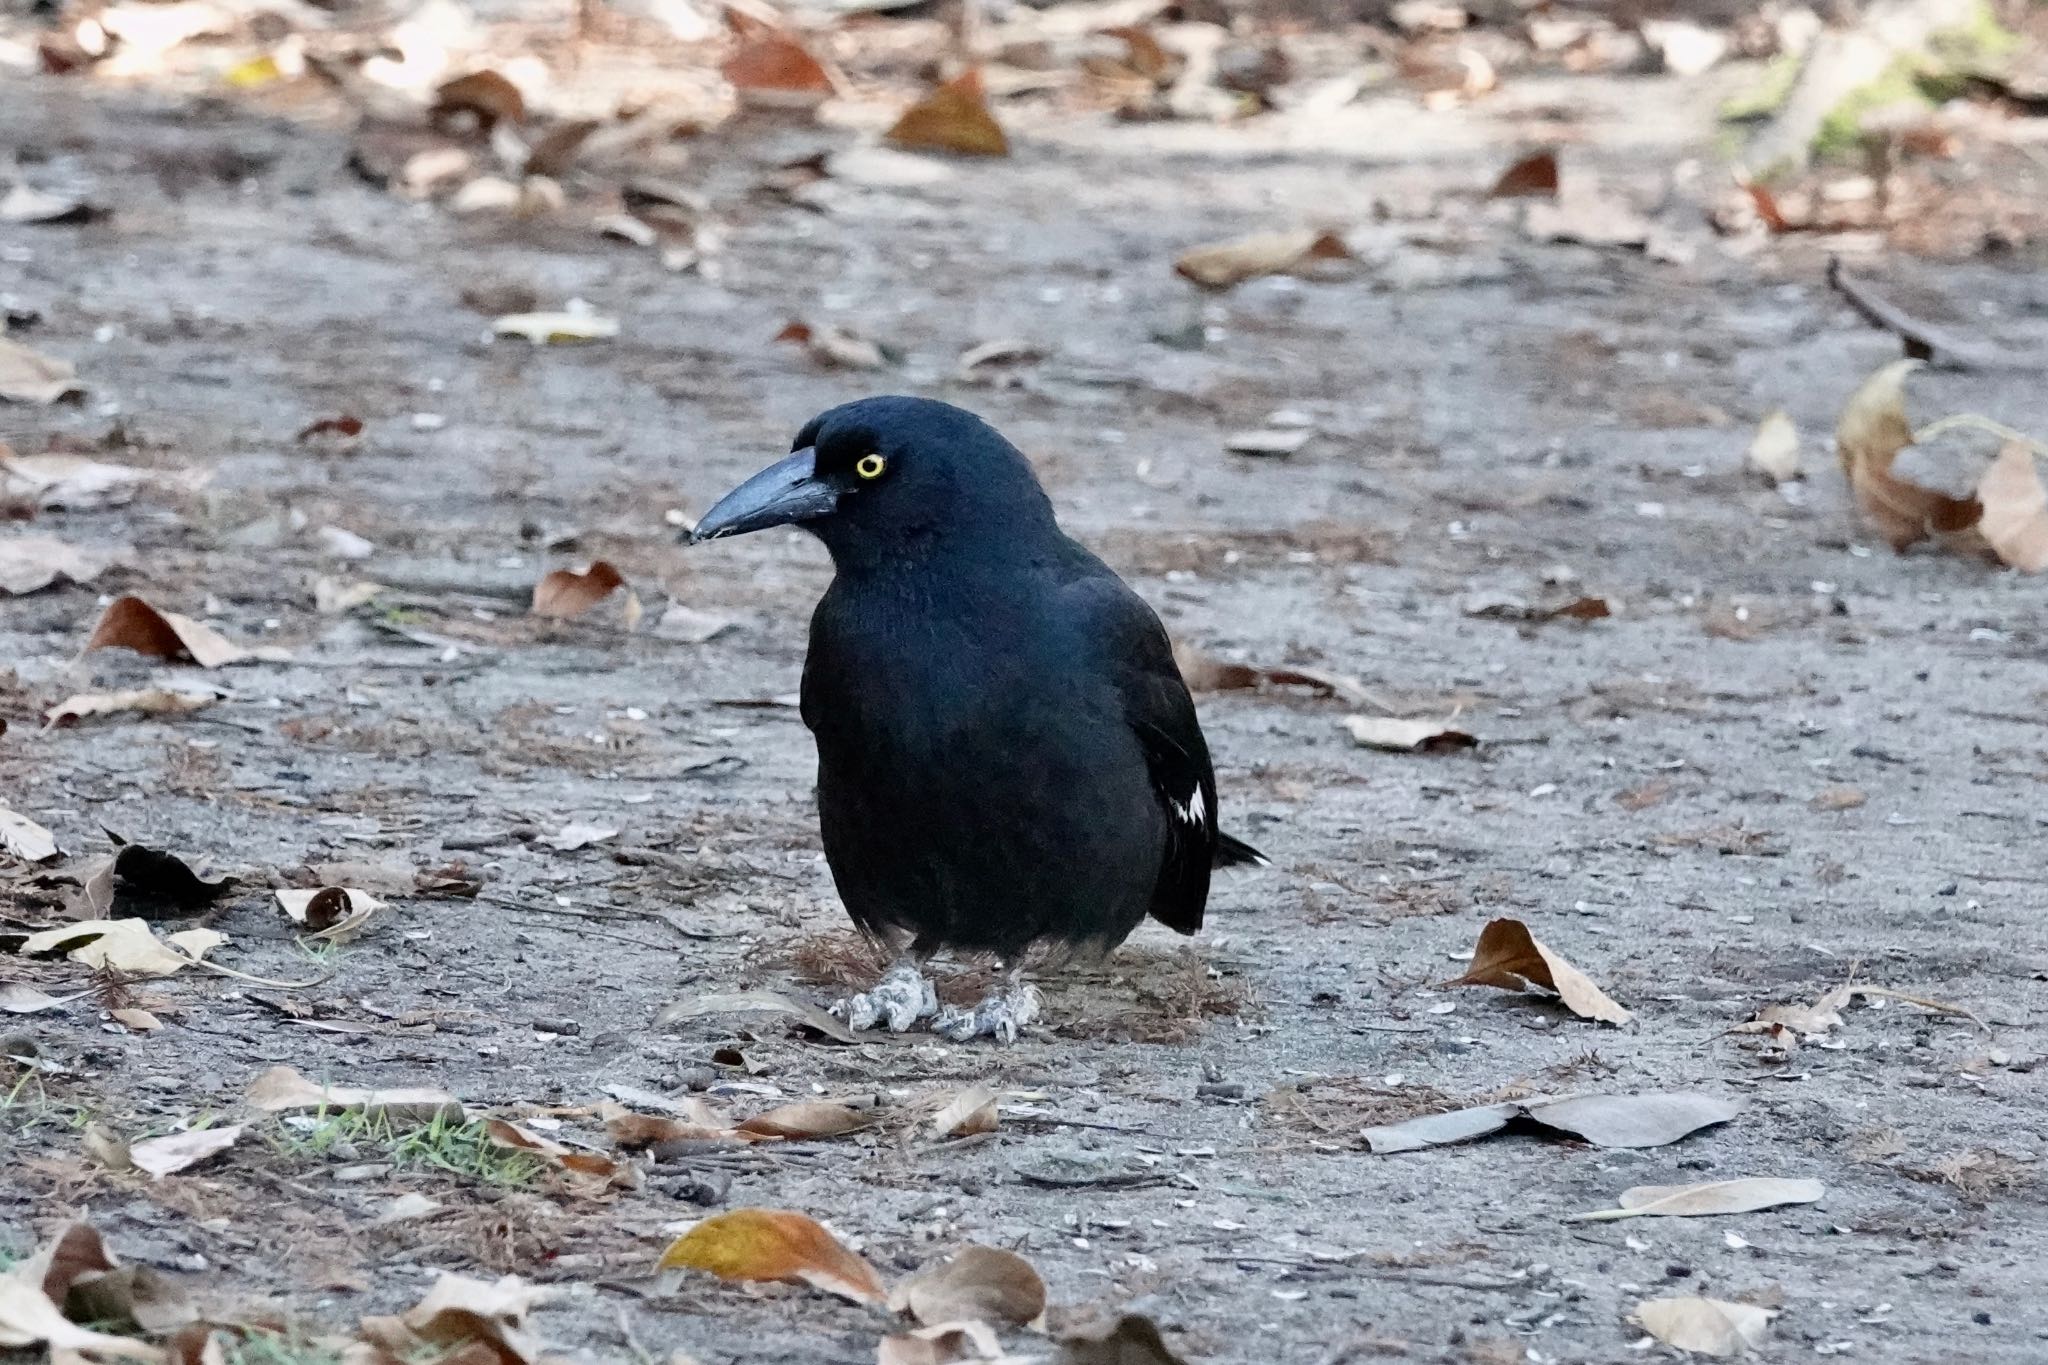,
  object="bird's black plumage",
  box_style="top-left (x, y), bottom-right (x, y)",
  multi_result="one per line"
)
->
top-left (692, 396), bottom-right (1263, 968)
